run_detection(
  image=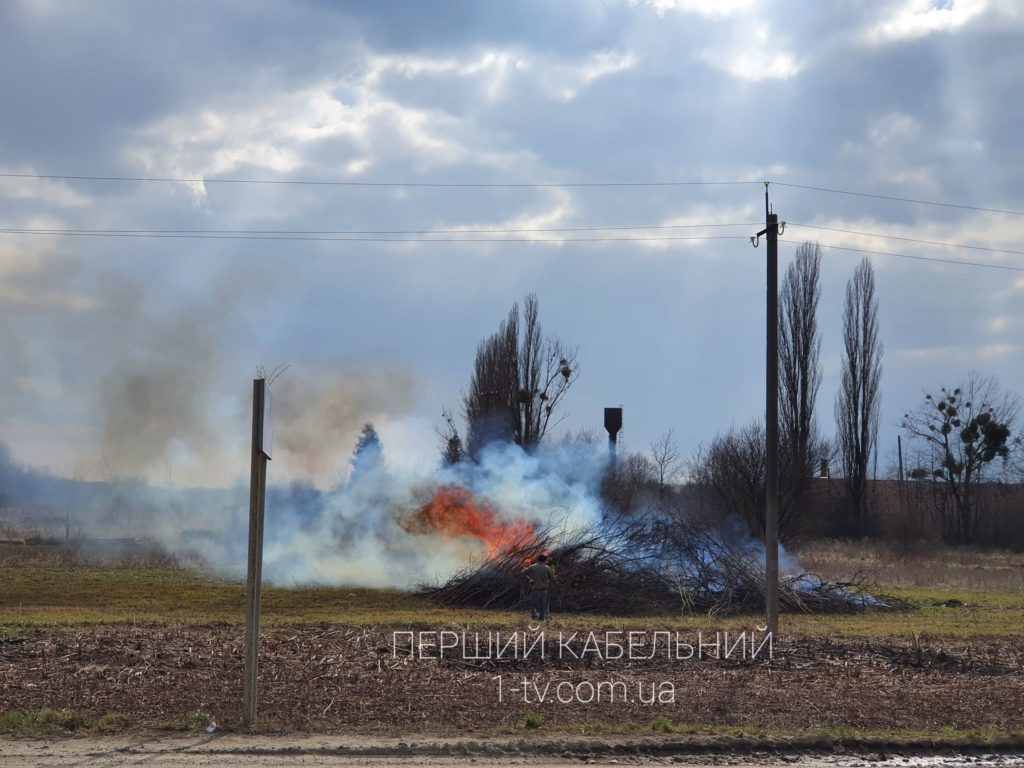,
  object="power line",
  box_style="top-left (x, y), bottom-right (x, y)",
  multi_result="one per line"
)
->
top-left (6, 172), bottom-right (1023, 218)
top-left (3, 224), bottom-right (1021, 271)
top-left (0, 172), bottom-right (760, 189)
top-left (3, 225), bottom-right (1022, 269)
top-left (813, 242), bottom-right (1024, 273)
top-left (5, 171), bottom-right (1023, 217)
top-left (0, 222), bottom-right (759, 236)
top-left (775, 182), bottom-right (1024, 217)
top-left (0, 229), bottom-right (750, 244)
top-left (789, 222), bottom-right (1024, 258)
